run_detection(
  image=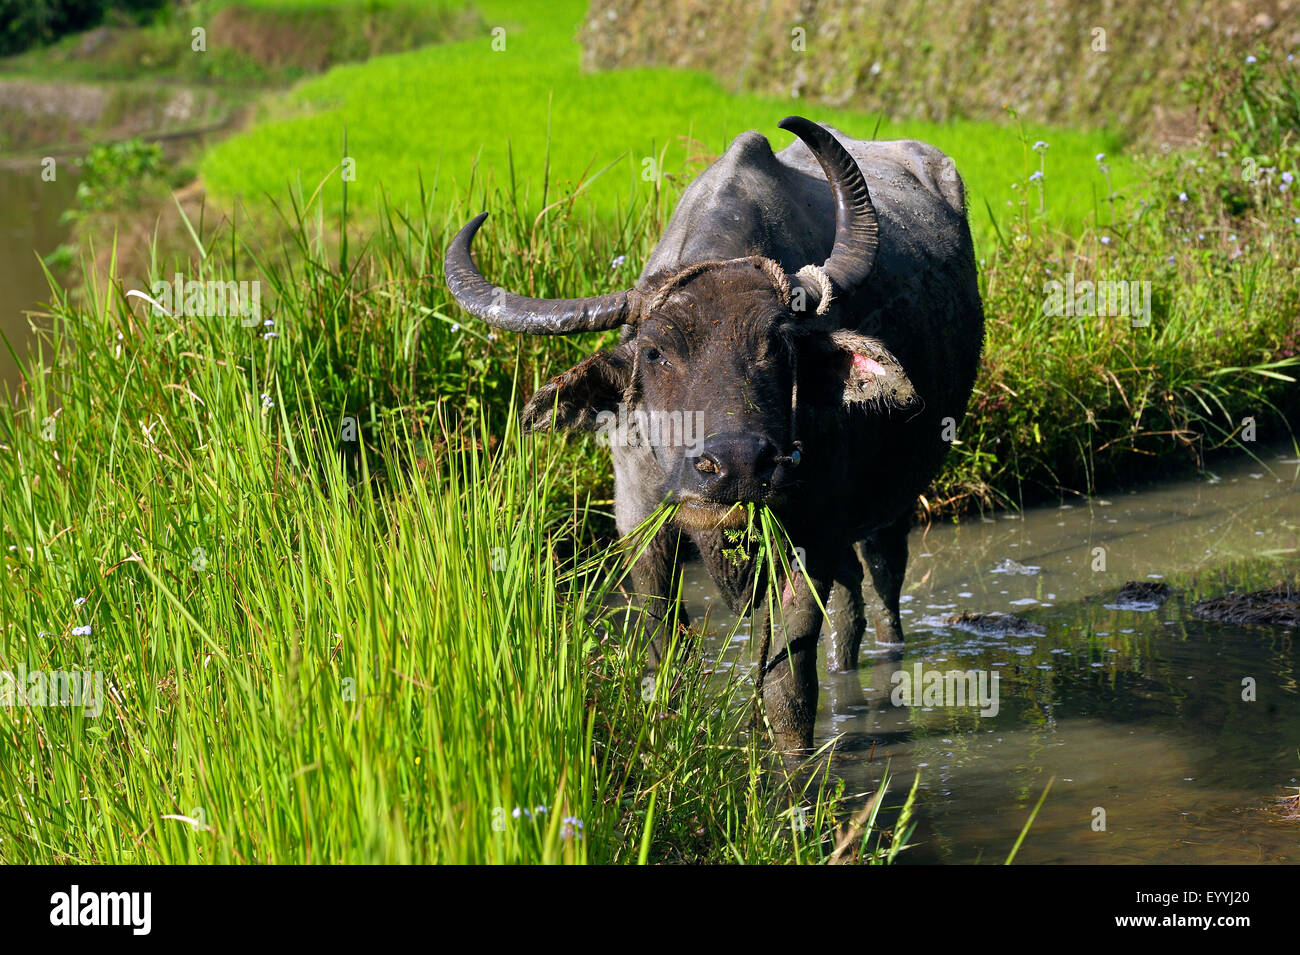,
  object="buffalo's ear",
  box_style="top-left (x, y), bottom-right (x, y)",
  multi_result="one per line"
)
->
top-left (521, 343), bottom-right (634, 432)
top-left (803, 330), bottom-right (917, 410)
